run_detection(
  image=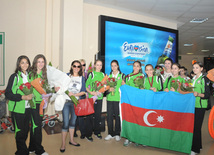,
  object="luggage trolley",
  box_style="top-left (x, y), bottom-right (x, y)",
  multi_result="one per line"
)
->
top-left (0, 99), bottom-right (14, 133)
